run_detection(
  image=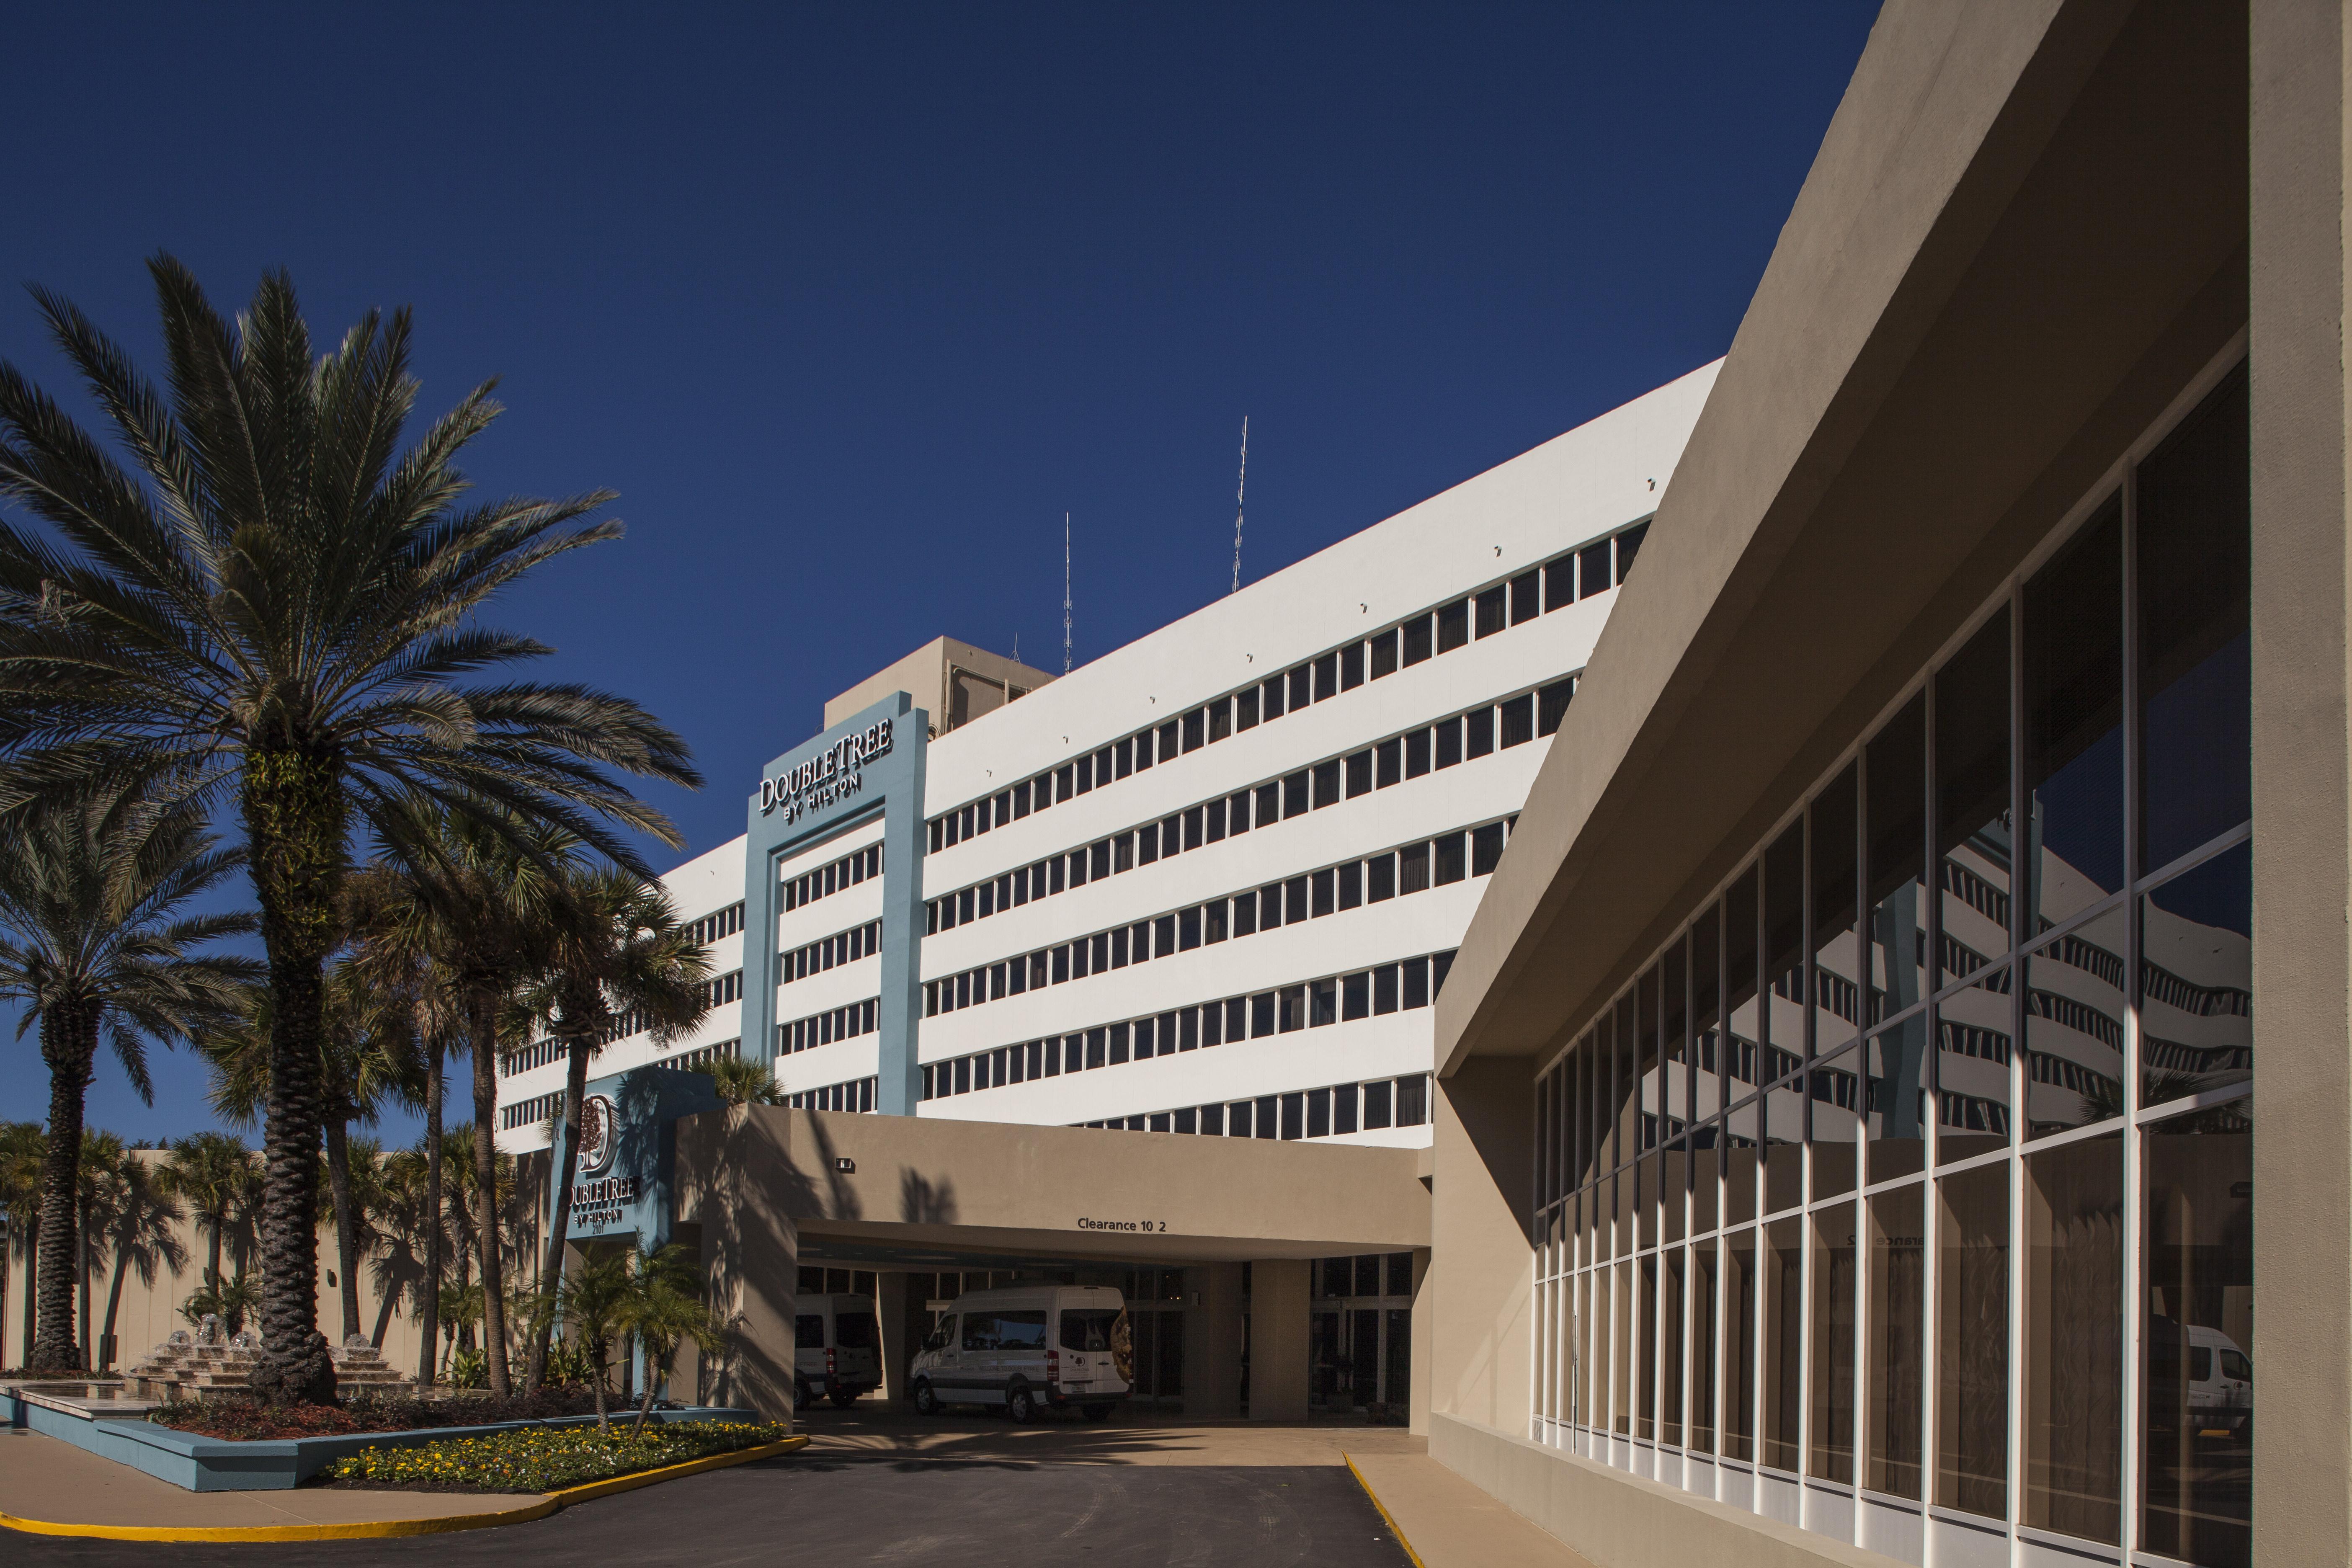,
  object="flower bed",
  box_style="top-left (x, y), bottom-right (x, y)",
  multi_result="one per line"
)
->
top-left (323, 1418), bottom-right (788, 1493)
top-left (150, 1387), bottom-right (603, 1442)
